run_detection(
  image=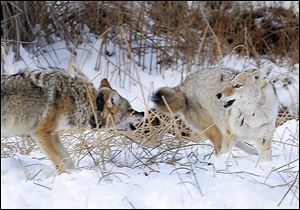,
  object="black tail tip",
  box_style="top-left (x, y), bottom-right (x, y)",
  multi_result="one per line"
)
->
top-left (152, 90), bottom-right (163, 103)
